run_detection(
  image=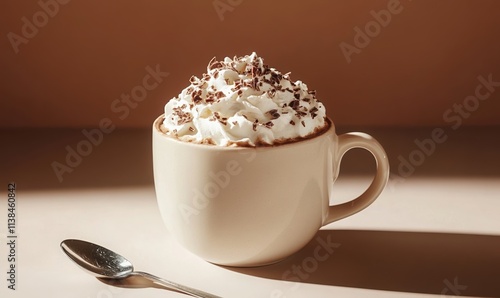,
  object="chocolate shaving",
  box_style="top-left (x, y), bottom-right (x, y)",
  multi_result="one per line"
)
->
top-left (296, 111), bottom-right (308, 117)
top-left (215, 91), bottom-right (225, 99)
top-left (213, 111), bottom-right (227, 125)
top-left (172, 106), bottom-right (193, 125)
top-left (289, 100), bottom-right (300, 109)
top-left (266, 109), bottom-right (280, 120)
top-left (208, 57), bottom-right (216, 68)
top-left (252, 119), bottom-right (258, 131)
top-left (208, 57), bottom-right (224, 70)
top-left (310, 107), bottom-right (319, 119)
top-left (251, 77), bottom-right (259, 91)
top-left (193, 95), bottom-right (202, 103)
top-left (269, 73), bottom-right (280, 85)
